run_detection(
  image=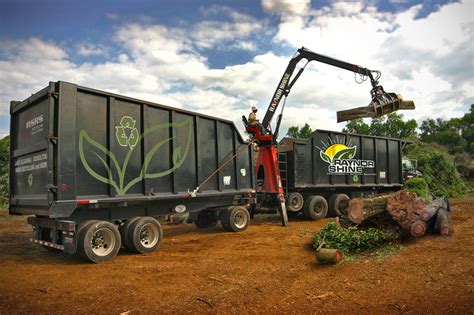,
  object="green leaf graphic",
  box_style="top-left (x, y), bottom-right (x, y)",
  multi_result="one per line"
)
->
top-left (79, 130), bottom-right (121, 193)
top-left (80, 117), bottom-right (193, 196)
top-left (320, 151), bottom-right (332, 164)
top-left (334, 146), bottom-right (356, 160)
top-left (173, 147), bottom-right (182, 165)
